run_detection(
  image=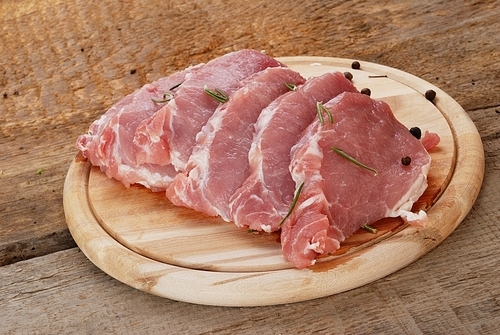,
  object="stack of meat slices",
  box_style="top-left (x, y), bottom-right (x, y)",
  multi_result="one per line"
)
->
top-left (76, 49), bottom-right (440, 269)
